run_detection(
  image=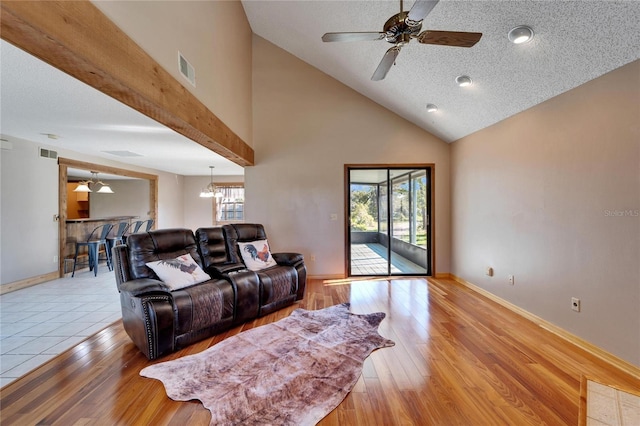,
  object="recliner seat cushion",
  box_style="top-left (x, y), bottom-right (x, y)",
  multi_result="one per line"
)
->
top-left (172, 281), bottom-right (234, 335)
top-left (257, 265), bottom-right (297, 306)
